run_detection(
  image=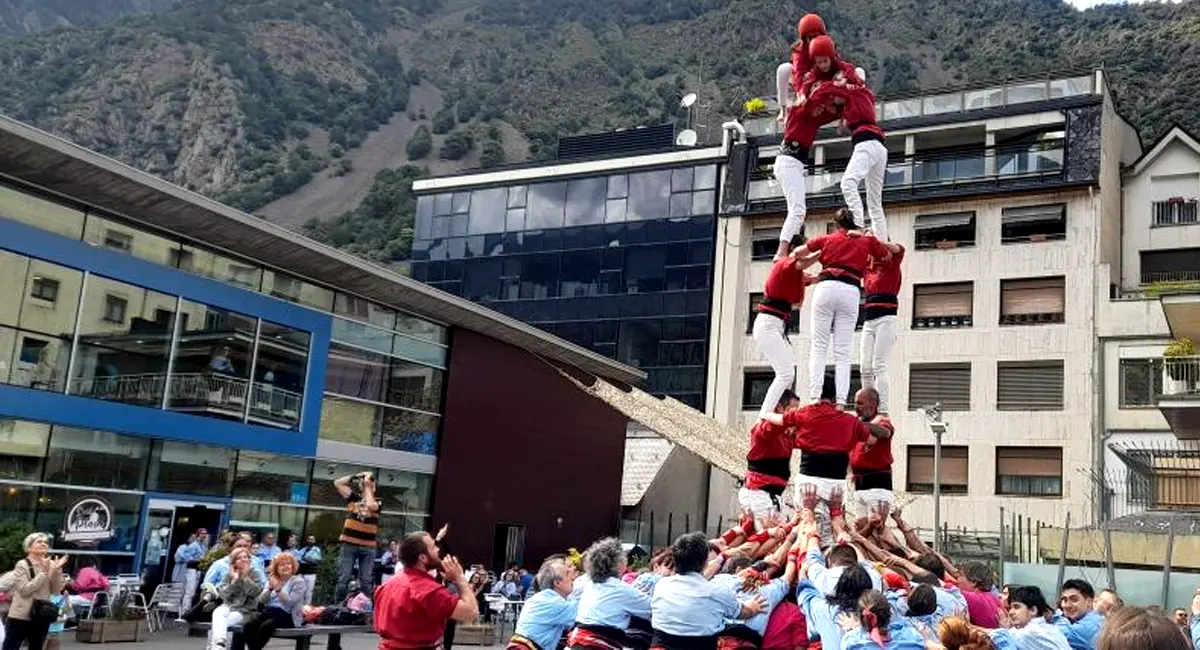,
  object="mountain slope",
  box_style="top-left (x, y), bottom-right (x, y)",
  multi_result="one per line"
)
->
top-left (0, 0), bottom-right (1196, 264)
top-left (0, 0), bottom-right (177, 35)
